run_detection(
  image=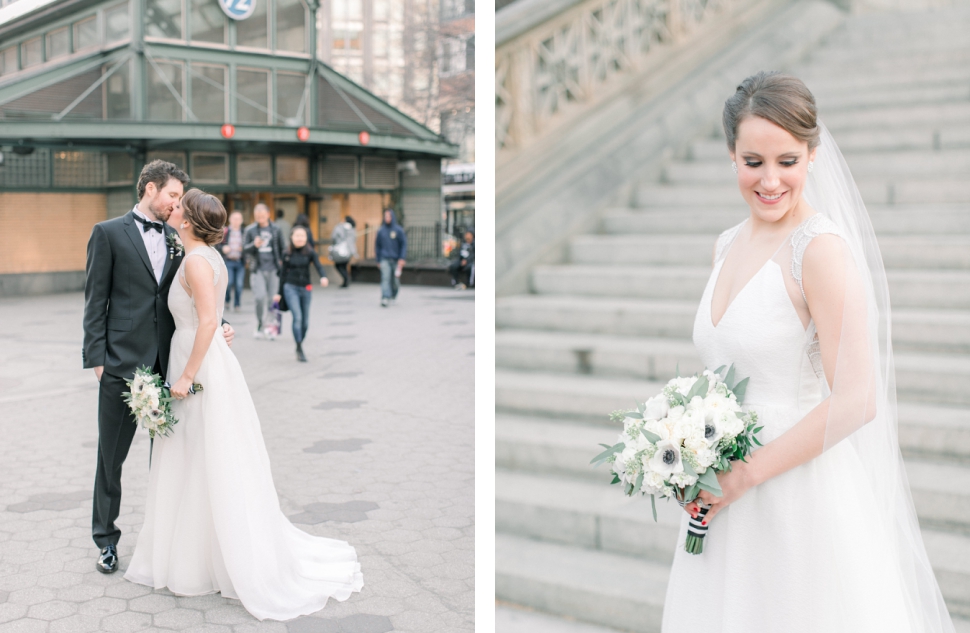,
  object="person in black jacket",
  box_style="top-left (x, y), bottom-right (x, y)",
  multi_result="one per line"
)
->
top-left (274, 226), bottom-right (328, 362)
top-left (82, 160), bottom-right (235, 574)
top-left (449, 230), bottom-right (475, 289)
